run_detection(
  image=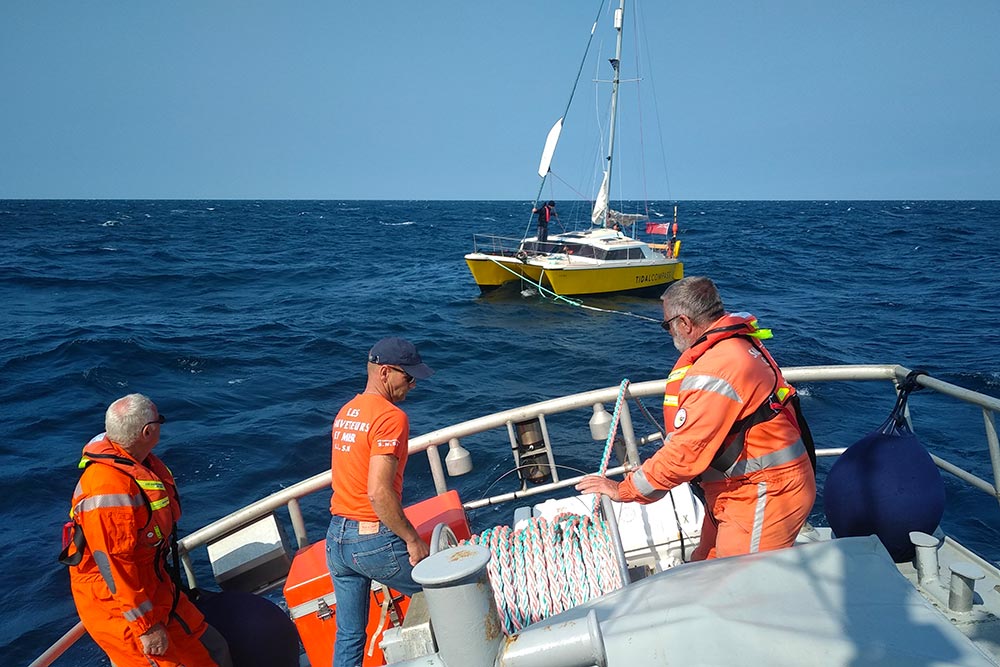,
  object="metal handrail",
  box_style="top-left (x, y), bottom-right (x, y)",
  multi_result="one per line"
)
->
top-left (174, 365), bottom-right (1000, 577)
top-left (29, 364), bottom-right (1000, 666)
